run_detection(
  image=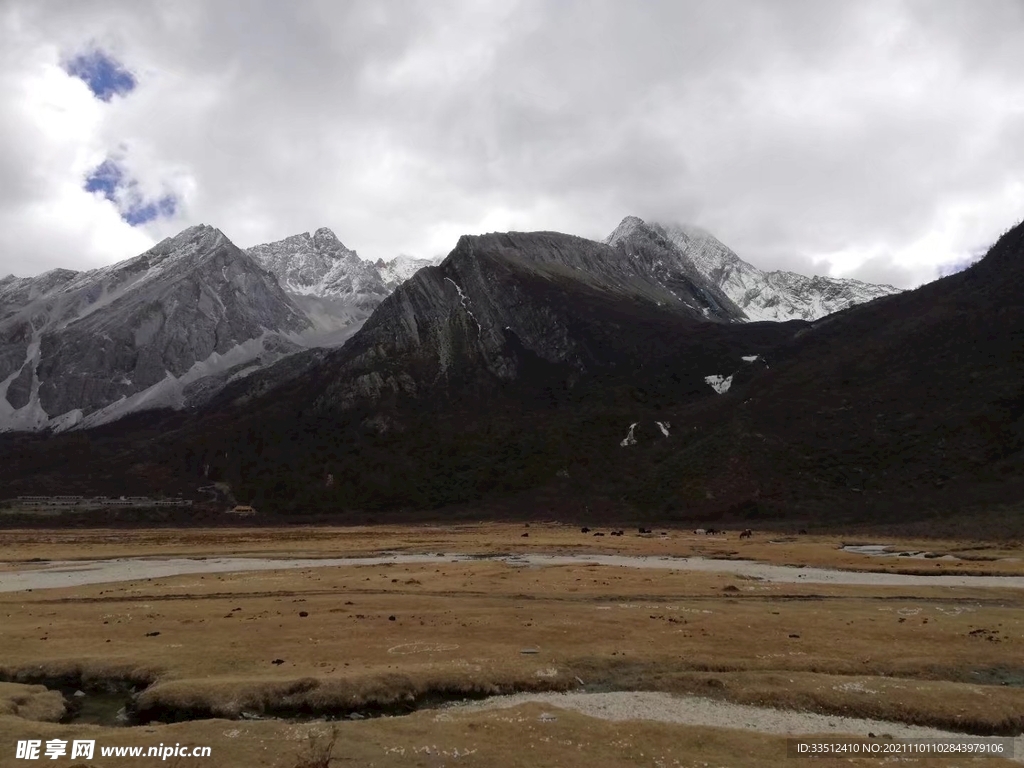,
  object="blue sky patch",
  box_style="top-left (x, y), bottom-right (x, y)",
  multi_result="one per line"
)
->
top-left (64, 49), bottom-right (136, 101)
top-left (124, 194), bottom-right (178, 226)
top-left (83, 158), bottom-right (177, 227)
top-left (83, 159), bottom-right (124, 201)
